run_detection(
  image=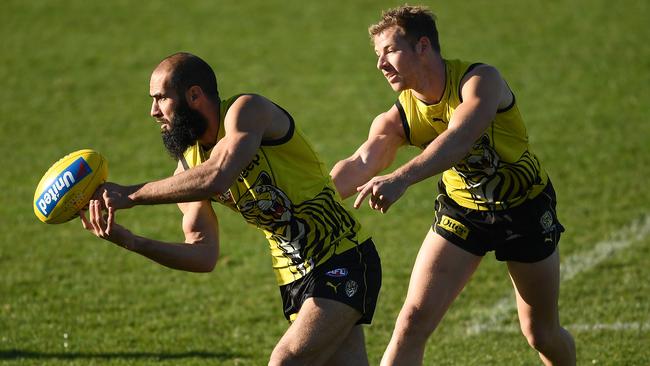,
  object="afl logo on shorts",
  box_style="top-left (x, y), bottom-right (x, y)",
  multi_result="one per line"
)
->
top-left (326, 268), bottom-right (348, 278)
